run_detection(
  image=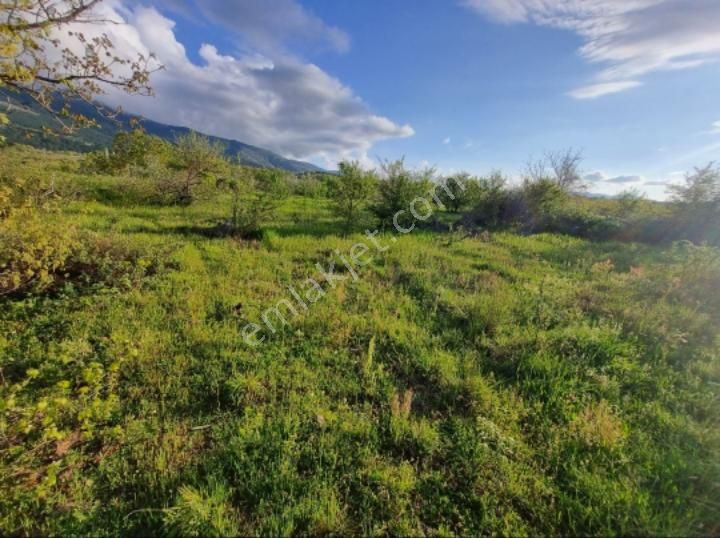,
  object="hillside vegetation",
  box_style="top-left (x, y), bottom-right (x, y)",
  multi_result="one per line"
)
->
top-left (0, 144), bottom-right (718, 536)
top-left (0, 92), bottom-right (322, 173)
